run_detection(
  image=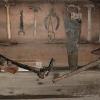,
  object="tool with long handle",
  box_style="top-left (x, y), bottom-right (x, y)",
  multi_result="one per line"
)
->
top-left (0, 54), bottom-right (54, 79)
top-left (4, 0), bottom-right (11, 40)
top-left (33, 12), bottom-right (37, 37)
top-left (30, 5), bottom-right (41, 37)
